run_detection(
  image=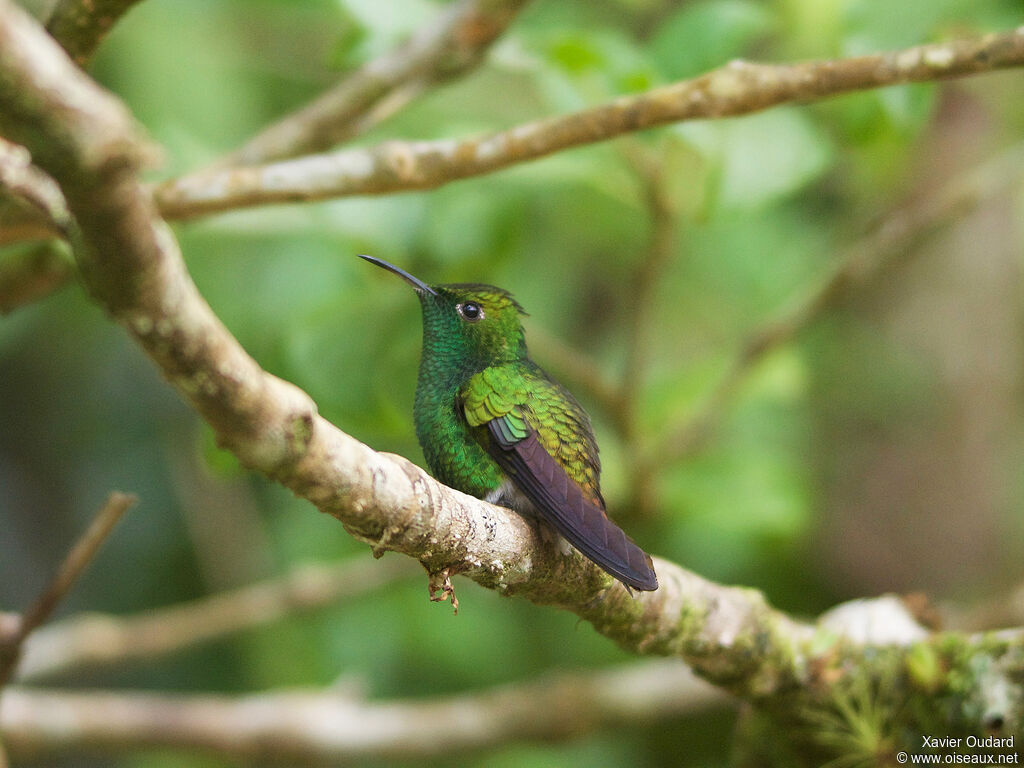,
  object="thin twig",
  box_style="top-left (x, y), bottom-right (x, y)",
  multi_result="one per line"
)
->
top-left (2, 28), bottom-right (1022, 264)
top-left (523, 143), bottom-right (678, 447)
top-left (0, 492), bottom-right (135, 688)
top-left (0, 136), bottom-right (72, 237)
top-left (17, 556), bottom-right (412, 682)
top-left (218, 0), bottom-right (531, 166)
top-left (655, 141), bottom-right (1024, 464)
top-left (0, 0), bottom-right (137, 258)
top-left (532, 144), bottom-right (679, 518)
